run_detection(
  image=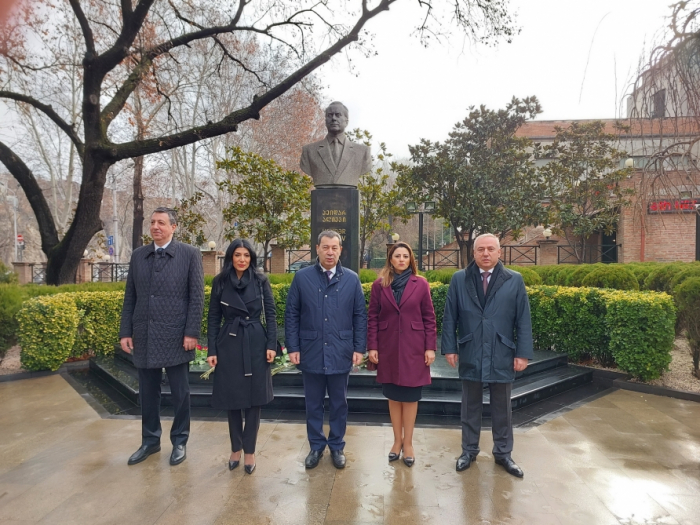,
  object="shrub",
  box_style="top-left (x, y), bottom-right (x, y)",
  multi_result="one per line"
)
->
top-left (668, 265), bottom-right (700, 293)
top-left (526, 286), bottom-right (558, 352)
top-left (71, 292), bottom-right (124, 357)
top-left (581, 266), bottom-right (639, 291)
top-left (602, 290), bottom-right (675, 381)
top-left (268, 273), bottom-right (295, 285)
top-left (430, 283), bottom-right (448, 333)
top-left (204, 274), bottom-right (215, 286)
top-left (506, 266), bottom-right (542, 286)
top-left (0, 261), bottom-right (18, 284)
top-left (554, 265), bottom-right (579, 286)
top-left (0, 284), bottom-right (25, 354)
top-left (17, 294), bottom-right (80, 371)
top-left (552, 287), bottom-right (610, 363)
top-left (626, 262), bottom-right (660, 290)
top-left (424, 268), bottom-right (459, 284)
top-left (359, 269), bottom-right (378, 283)
top-left (644, 263), bottom-right (686, 292)
top-left (567, 264), bottom-right (602, 287)
top-left (675, 278), bottom-right (700, 378)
